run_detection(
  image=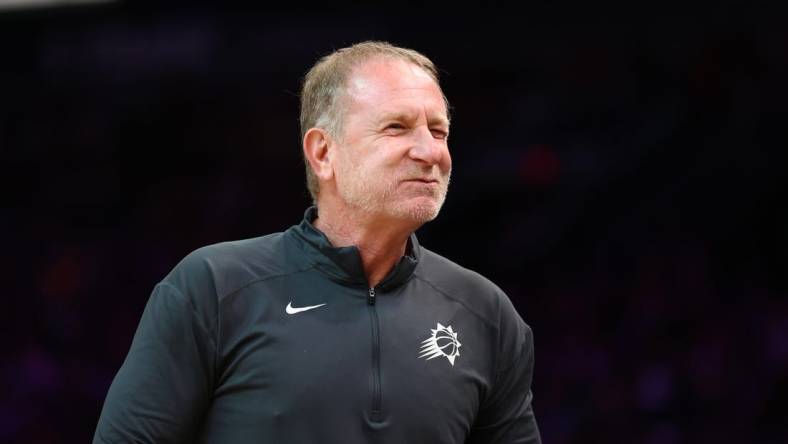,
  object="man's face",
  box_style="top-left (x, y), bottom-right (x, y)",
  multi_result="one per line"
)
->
top-left (332, 58), bottom-right (452, 224)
